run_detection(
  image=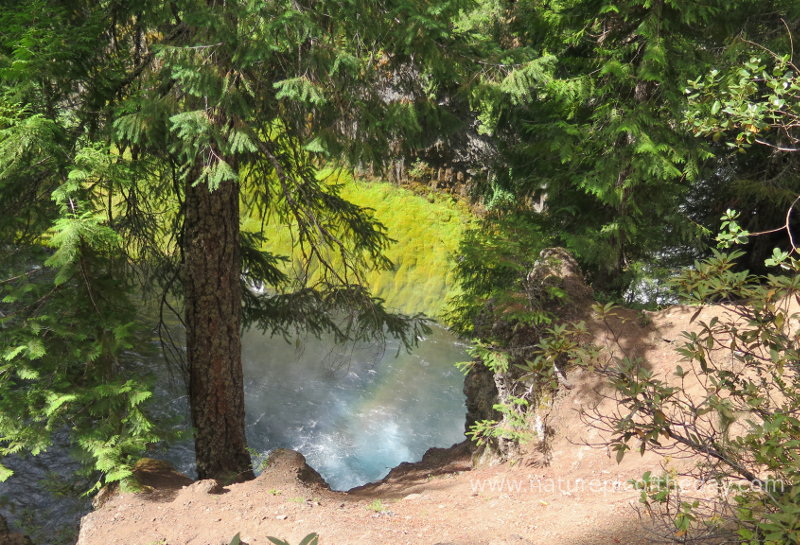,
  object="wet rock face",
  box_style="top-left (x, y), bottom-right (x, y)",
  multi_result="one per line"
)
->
top-left (0, 514), bottom-right (33, 545)
top-left (463, 363), bottom-right (501, 433)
